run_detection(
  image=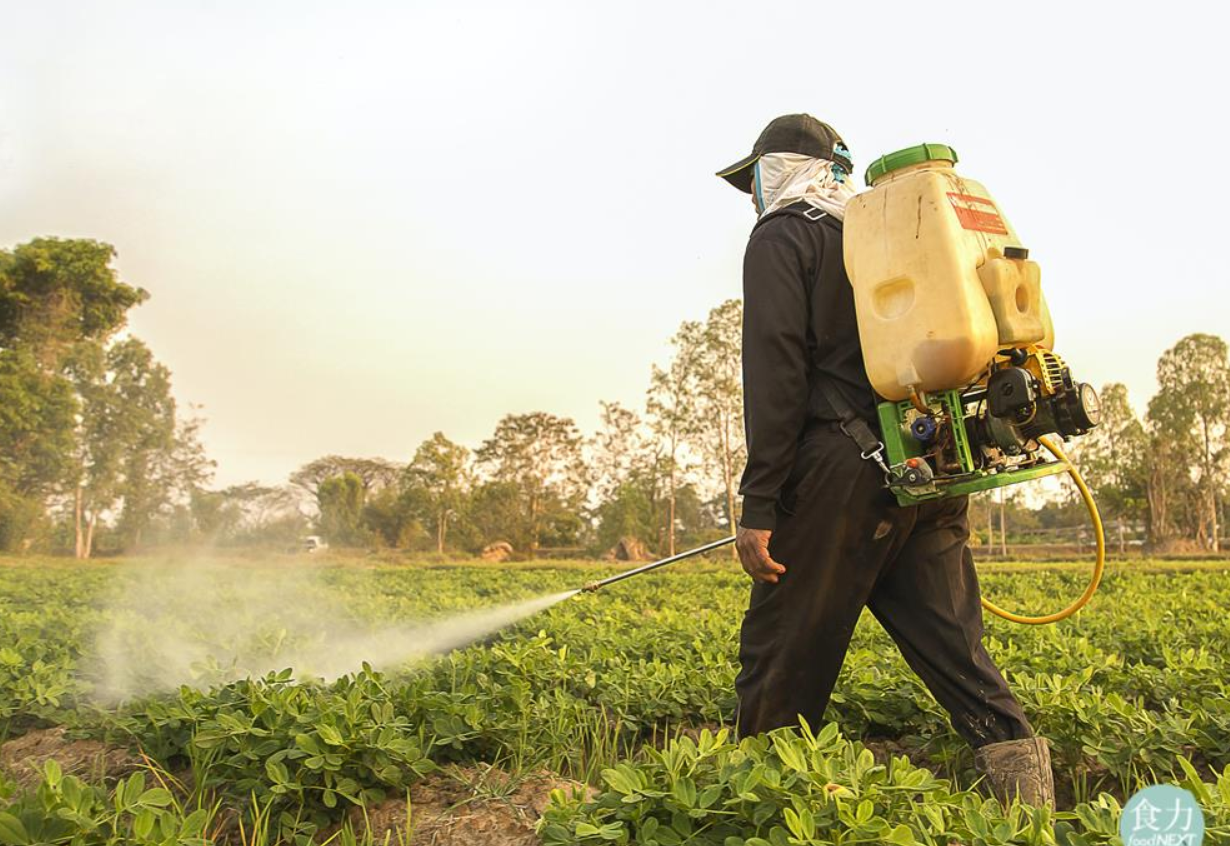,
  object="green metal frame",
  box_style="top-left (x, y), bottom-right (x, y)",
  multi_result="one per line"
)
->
top-left (877, 392), bottom-right (1070, 507)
